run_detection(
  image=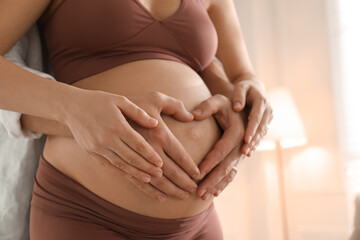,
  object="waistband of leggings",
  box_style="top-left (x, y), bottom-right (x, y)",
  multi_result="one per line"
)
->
top-left (33, 153), bottom-right (215, 235)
